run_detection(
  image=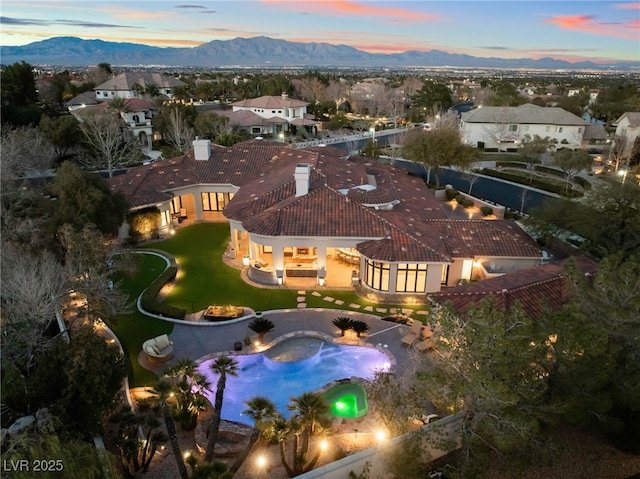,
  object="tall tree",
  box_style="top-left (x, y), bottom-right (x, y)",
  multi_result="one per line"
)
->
top-left (520, 134), bottom-right (554, 182)
top-left (166, 106), bottom-right (195, 153)
top-left (402, 125), bottom-right (478, 189)
top-left (48, 161), bottom-right (129, 235)
top-left (39, 114), bottom-right (82, 160)
top-left (229, 396), bottom-right (278, 475)
top-left (205, 356), bottom-right (239, 462)
top-left (411, 80), bottom-right (452, 113)
top-left (552, 148), bottom-right (593, 193)
top-left (195, 111), bottom-right (230, 140)
top-left (1, 61), bottom-right (38, 106)
top-left (78, 110), bottom-right (143, 177)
